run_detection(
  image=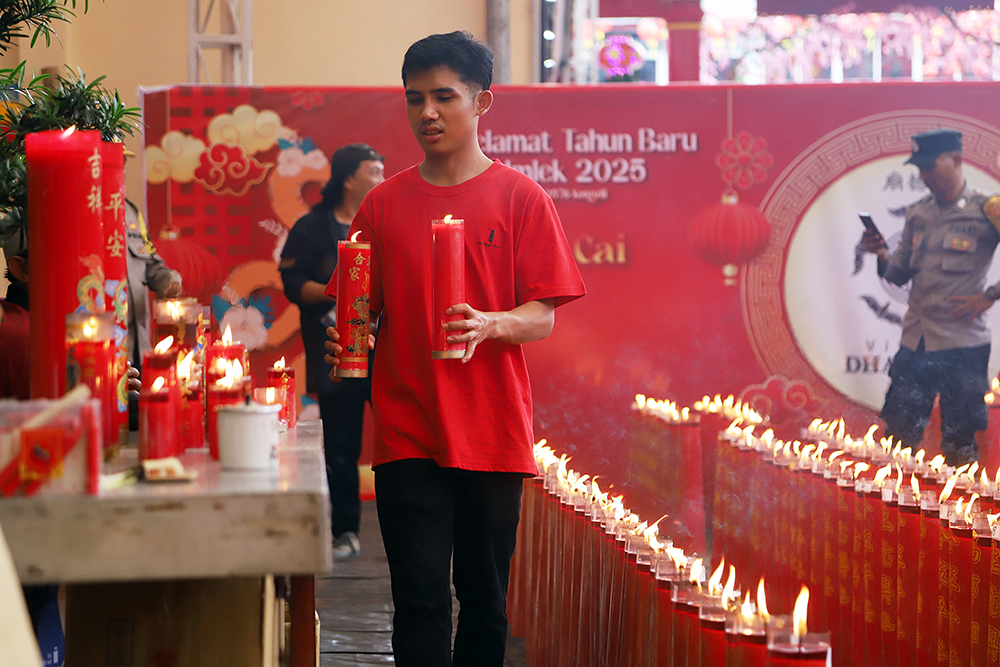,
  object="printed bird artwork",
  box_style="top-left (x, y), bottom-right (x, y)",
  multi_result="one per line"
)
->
top-left (852, 241), bottom-right (866, 275)
top-left (860, 295), bottom-right (904, 326)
